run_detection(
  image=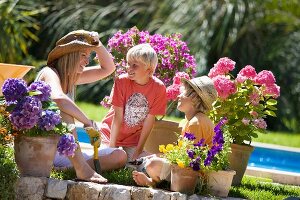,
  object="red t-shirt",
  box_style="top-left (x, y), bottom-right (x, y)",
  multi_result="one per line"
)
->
top-left (100, 74), bottom-right (167, 147)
